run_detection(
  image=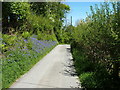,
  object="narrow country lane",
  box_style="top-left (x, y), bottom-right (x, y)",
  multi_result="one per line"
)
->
top-left (10, 45), bottom-right (81, 88)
